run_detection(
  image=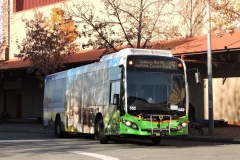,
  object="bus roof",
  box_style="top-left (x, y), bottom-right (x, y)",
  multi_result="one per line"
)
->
top-left (45, 48), bottom-right (173, 82)
top-left (100, 48), bottom-right (173, 62)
